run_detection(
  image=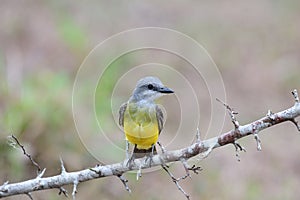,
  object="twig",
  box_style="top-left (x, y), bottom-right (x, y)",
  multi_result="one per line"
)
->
top-left (216, 98), bottom-right (240, 129)
top-left (199, 145), bottom-right (213, 159)
top-left (217, 99), bottom-right (247, 160)
top-left (180, 159), bottom-right (192, 179)
top-left (117, 175), bottom-right (131, 193)
top-left (253, 131), bottom-right (262, 151)
top-left (233, 140), bottom-right (246, 162)
top-left (290, 118), bottom-right (300, 131)
top-left (290, 90), bottom-right (300, 131)
top-left (161, 165), bottom-right (190, 200)
top-left (72, 180), bottom-right (78, 200)
top-left (26, 192), bottom-right (33, 200)
top-left (180, 159), bottom-right (202, 178)
top-left (292, 89), bottom-right (299, 103)
top-left (58, 187), bottom-right (68, 197)
top-left (161, 159), bottom-right (201, 200)
top-left (9, 135), bottom-right (41, 174)
top-left (188, 165), bottom-right (202, 174)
